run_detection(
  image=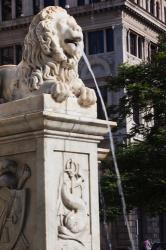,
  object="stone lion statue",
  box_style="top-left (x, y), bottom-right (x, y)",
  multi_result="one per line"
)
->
top-left (0, 6), bottom-right (96, 107)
